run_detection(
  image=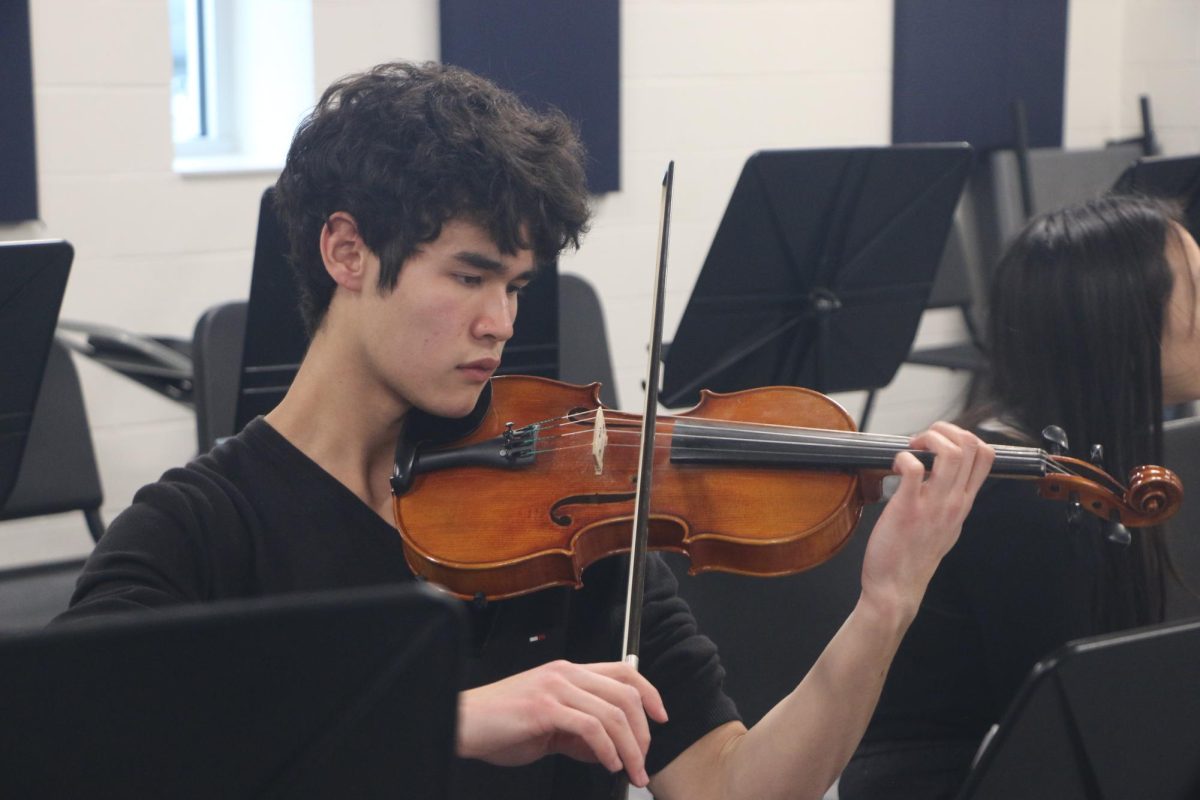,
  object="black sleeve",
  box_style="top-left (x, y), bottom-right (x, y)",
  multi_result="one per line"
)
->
top-left (638, 554), bottom-right (741, 775)
top-left (53, 464), bottom-right (256, 624)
